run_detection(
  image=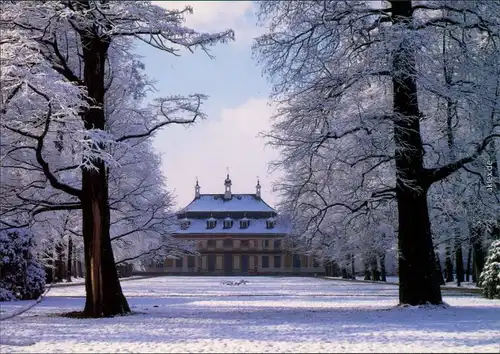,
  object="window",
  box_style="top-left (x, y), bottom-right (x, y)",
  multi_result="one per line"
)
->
top-left (261, 256), bottom-right (269, 268)
top-left (262, 240), bottom-right (270, 248)
top-left (156, 259), bottom-right (164, 268)
top-left (175, 257), bottom-right (183, 268)
top-left (207, 239), bottom-right (216, 248)
top-left (313, 258), bottom-right (320, 268)
top-left (188, 256), bottom-right (196, 268)
top-left (223, 239), bottom-right (233, 248)
top-left (223, 218), bottom-right (233, 229)
top-left (240, 240), bottom-right (250, 248)
top-left (274, 256), bottom-right (281, 268)
top-left (207, 218), bottom-right (217, 229)
top-left (240, 219), bottom-right (249, 229)
top-left (274, 240), bottom-right (282, 249)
